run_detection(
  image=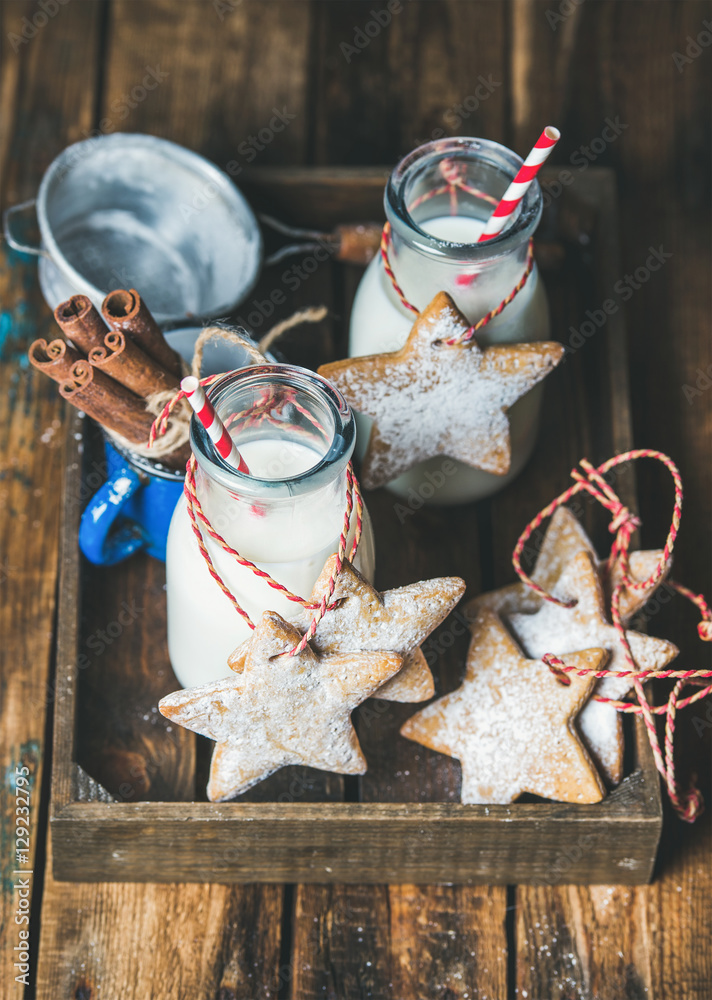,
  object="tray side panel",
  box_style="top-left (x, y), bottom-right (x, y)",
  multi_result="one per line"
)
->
top-left (51, 790), bottom-right (661, 885)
